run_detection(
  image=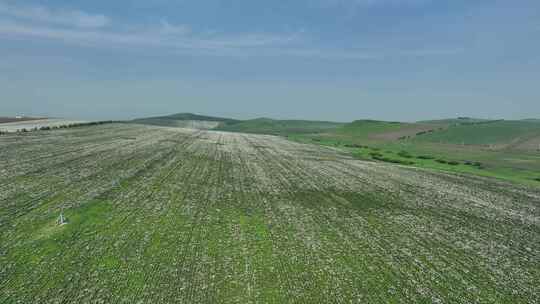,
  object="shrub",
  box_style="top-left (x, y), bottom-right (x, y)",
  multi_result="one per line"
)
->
top-left (371, 153), bottom-right (414, 166)
top-left (417, 155), bottom-right (435, 160)
top-left (416, 129), bottom-right (437, 136)
top-left (463, 161), bottom-right (484, 169)
top-left (397, 151), bottom-right (413, 158)
top-left (435, 159), bottom-right (448, 164)
top-left (534, 177), bottom-right (540, 182)
top-left (447, 161), bottom-right (460, 166)
top-left (387, 158), bottom-right (414, 165)
top-left (369, 152), bottom-right (383, 158)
